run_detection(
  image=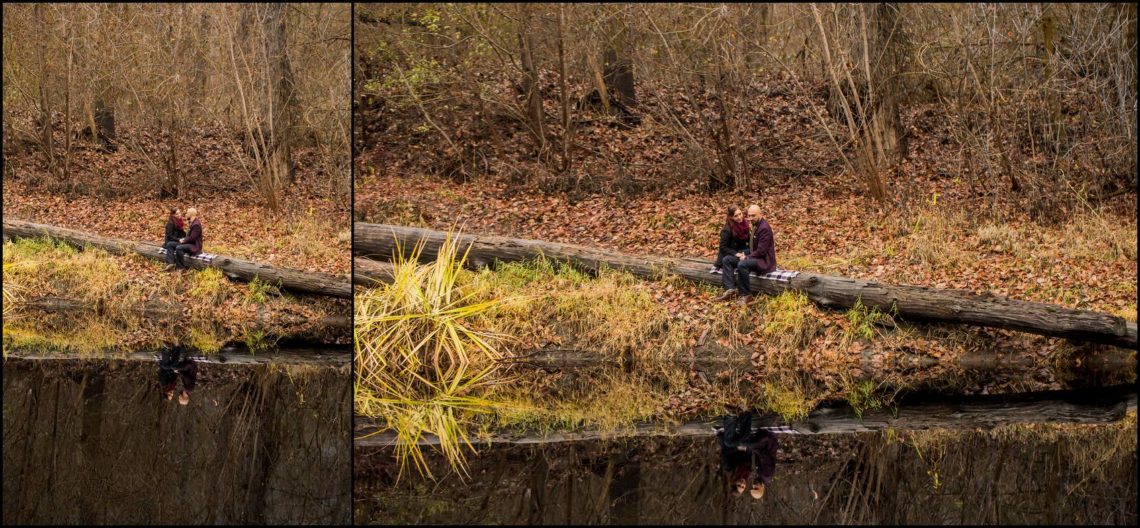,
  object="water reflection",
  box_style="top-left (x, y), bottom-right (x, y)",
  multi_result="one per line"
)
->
top-left (718, 411), bottom-right (778, 499)
top-left (356, 419), bottom-right (1137, 524)
top-left (3, 355), bottom-right (351, 524)
top-left (157, 345), bottom-right (198, 405)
